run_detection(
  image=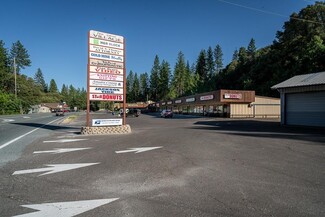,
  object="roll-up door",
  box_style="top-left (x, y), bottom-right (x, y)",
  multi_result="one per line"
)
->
top-left (286, 91), bottom-right (325, 127)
